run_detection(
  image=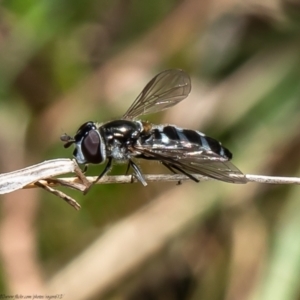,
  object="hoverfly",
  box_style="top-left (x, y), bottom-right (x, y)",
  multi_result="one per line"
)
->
top-left (61, 69), bottom-right (246, 188)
